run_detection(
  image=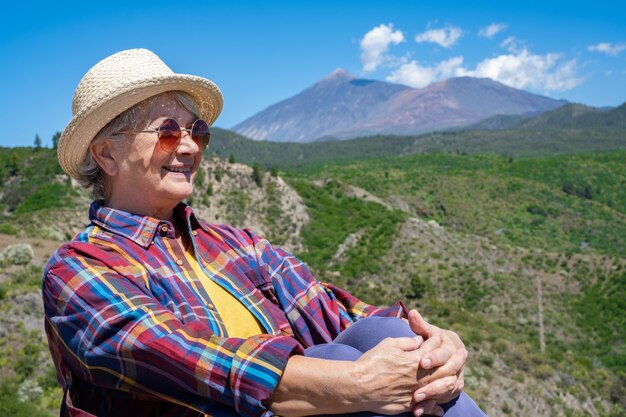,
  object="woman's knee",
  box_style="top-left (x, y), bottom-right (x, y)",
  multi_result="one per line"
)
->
top-left (333, 316), bottom-right (415, 352)
top-left (304, 343), bottom-right (363, 360)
